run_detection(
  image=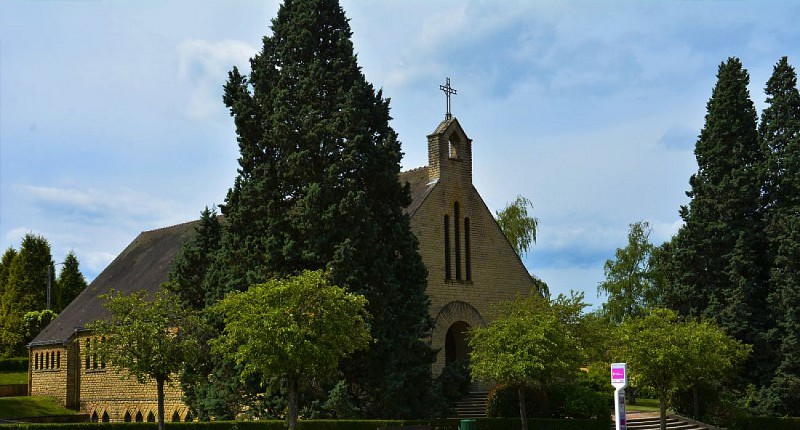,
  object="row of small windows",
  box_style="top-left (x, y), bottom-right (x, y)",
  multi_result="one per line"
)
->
top-left (33, 351), bottom-right (60, 370)
top-left (84, 338), bottom-right (107, 370)
top-left (444, 202), bottom-right (472, 282)
top-left (90, 410), bottom-right (192, 423)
